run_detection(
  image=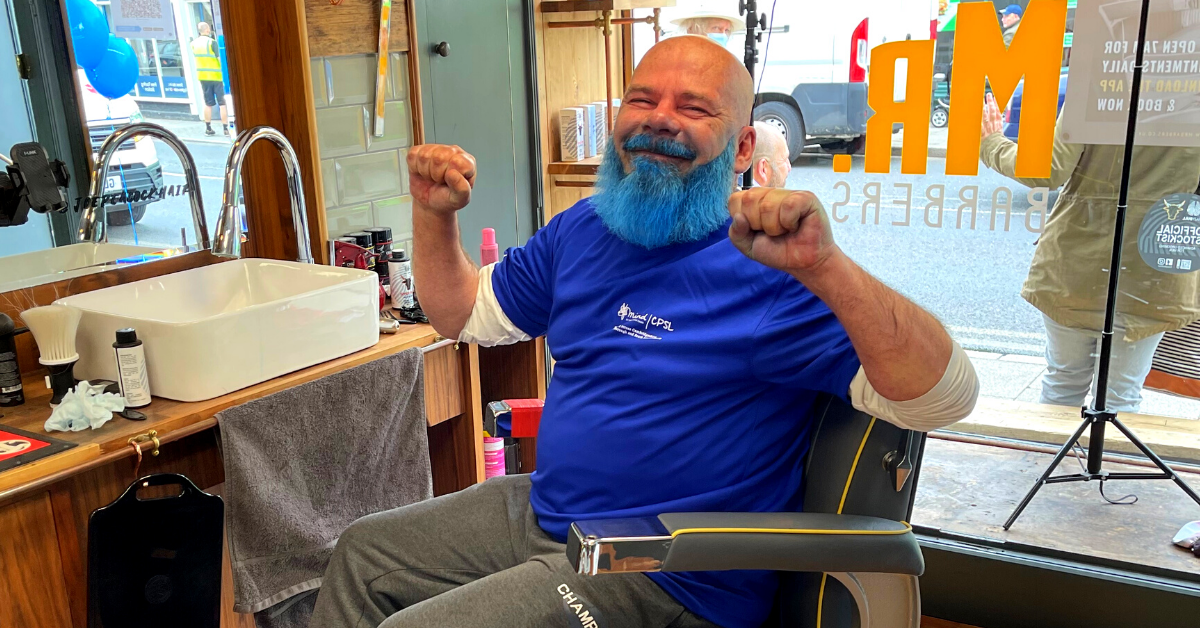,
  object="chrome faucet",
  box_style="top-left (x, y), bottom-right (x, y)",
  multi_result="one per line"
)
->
top-left (79, 122), bottom-right (210, 247)
top-left (212, 126), bottom-right (313, 264)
